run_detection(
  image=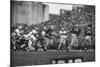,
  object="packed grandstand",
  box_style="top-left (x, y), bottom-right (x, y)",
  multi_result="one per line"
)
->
top-left (11, 5), bottom-right (95, 51)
